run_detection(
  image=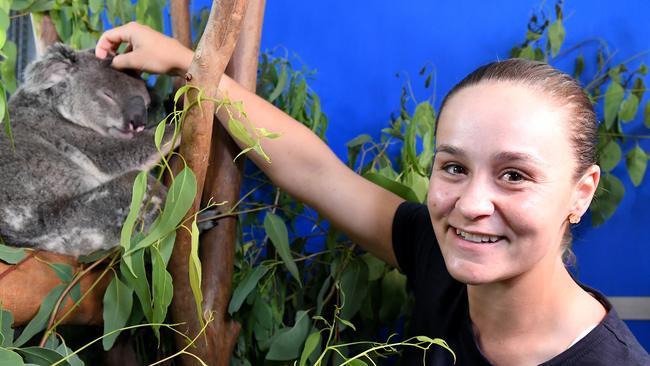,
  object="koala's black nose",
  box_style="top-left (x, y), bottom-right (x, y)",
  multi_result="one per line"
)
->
top-left (125, 96), bottom-right (147, 131)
